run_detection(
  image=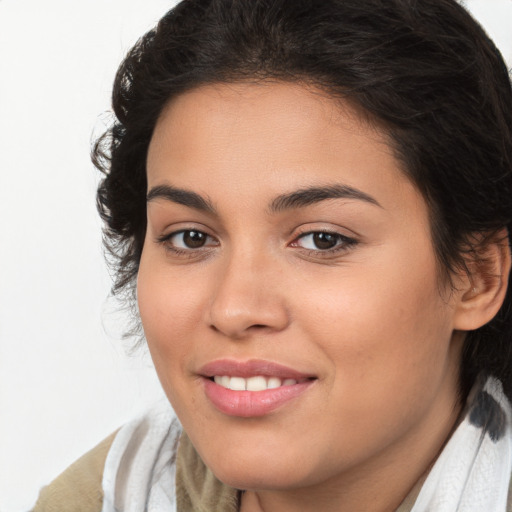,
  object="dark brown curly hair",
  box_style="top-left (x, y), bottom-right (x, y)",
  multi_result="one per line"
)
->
top-left (93, 0), bottom-right (512, 399)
